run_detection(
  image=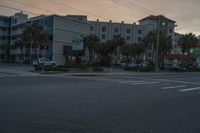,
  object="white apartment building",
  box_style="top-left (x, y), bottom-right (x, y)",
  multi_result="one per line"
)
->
top-left (0, 12), bottom-right (90, 65)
